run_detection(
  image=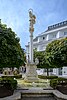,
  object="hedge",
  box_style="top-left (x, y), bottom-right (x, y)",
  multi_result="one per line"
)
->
top-left (38, 75), bottom-right (58, 79)
top-left (1, 74), bottom-right (22, 79)
top-left (50, 77), bottom-right (67, 89)
top-left (0, 78), bottom-right (17, 90)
